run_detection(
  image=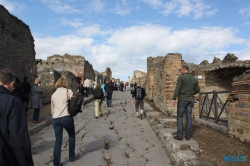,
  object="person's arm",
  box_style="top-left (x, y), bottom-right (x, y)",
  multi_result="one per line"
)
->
top-left (34, 85), bottom-right (43, 94)
top-left (194, 80), bottom-right (200, 95)
top-left (9, 99), bottom-right (34, 166)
